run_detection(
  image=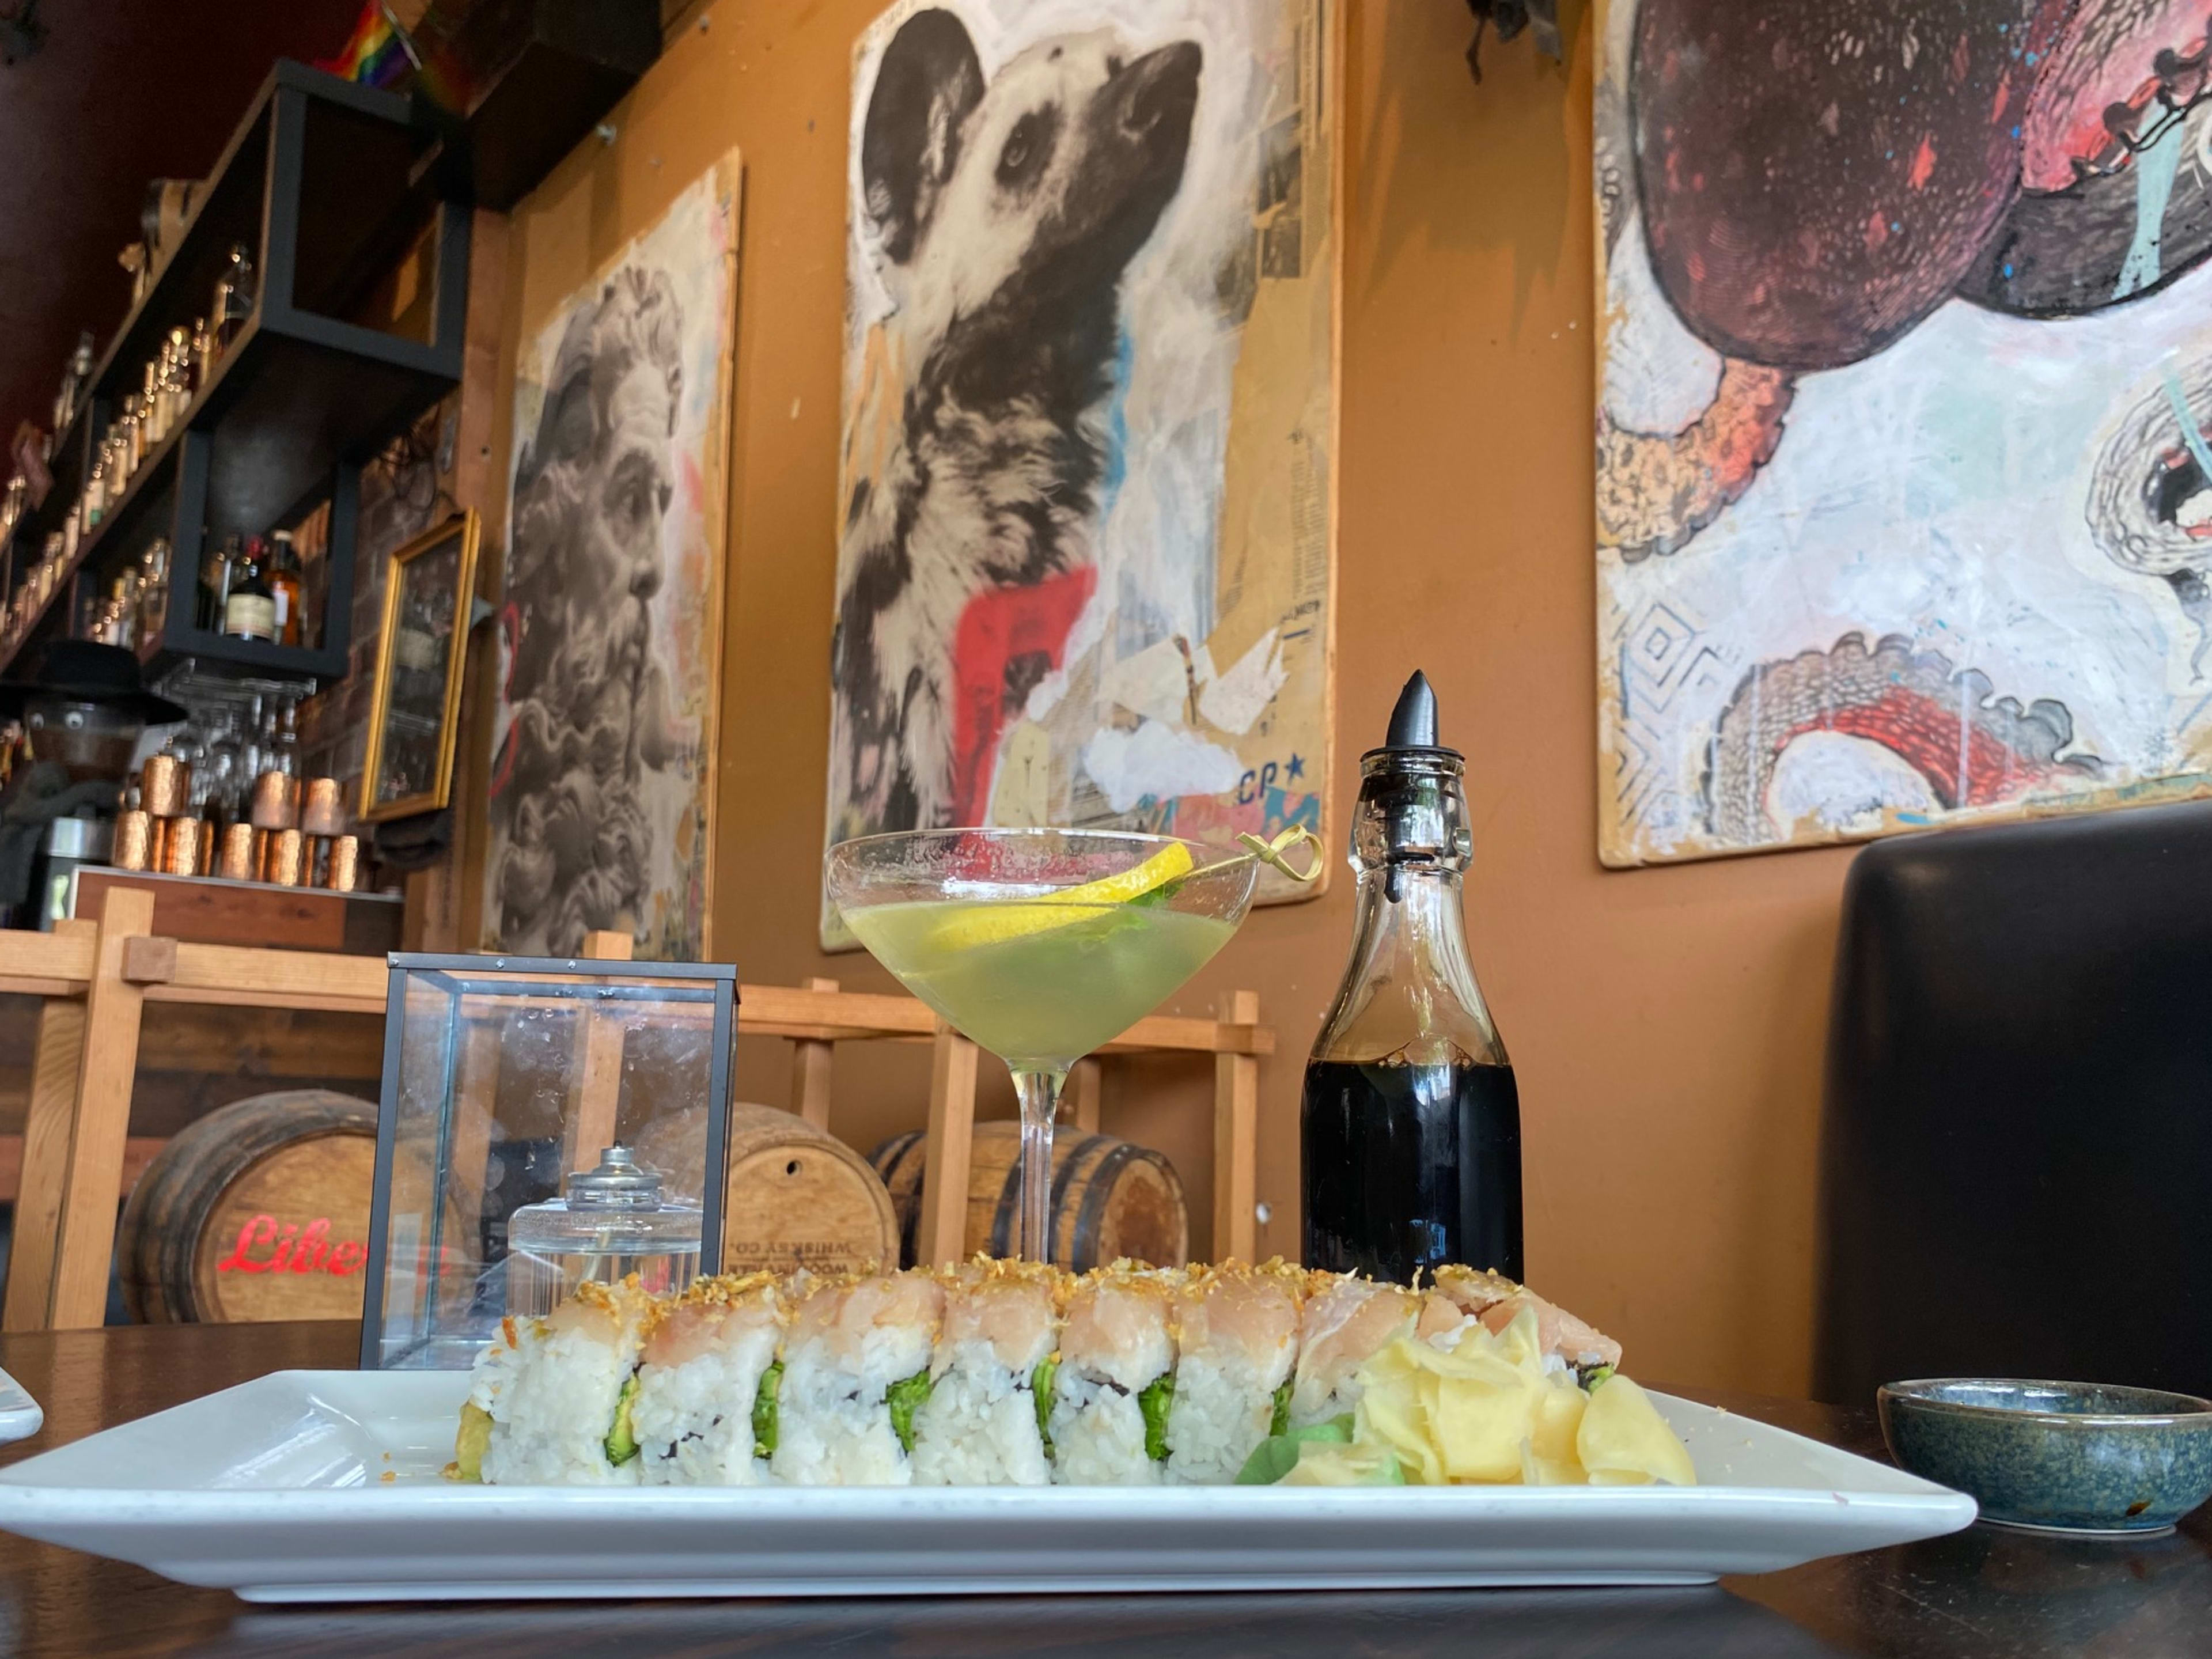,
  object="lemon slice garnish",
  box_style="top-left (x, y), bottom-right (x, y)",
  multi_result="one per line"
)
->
top-left (927, 841), bottom-right (1195, 951)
